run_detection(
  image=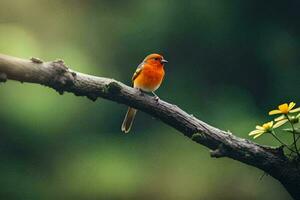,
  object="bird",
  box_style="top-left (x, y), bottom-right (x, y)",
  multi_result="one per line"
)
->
top-left (121, 53), bottom-right (168, 133)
